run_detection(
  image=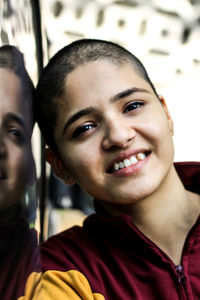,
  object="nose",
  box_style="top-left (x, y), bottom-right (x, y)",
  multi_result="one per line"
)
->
top-left (102, 118), bottom-right (136, 150)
